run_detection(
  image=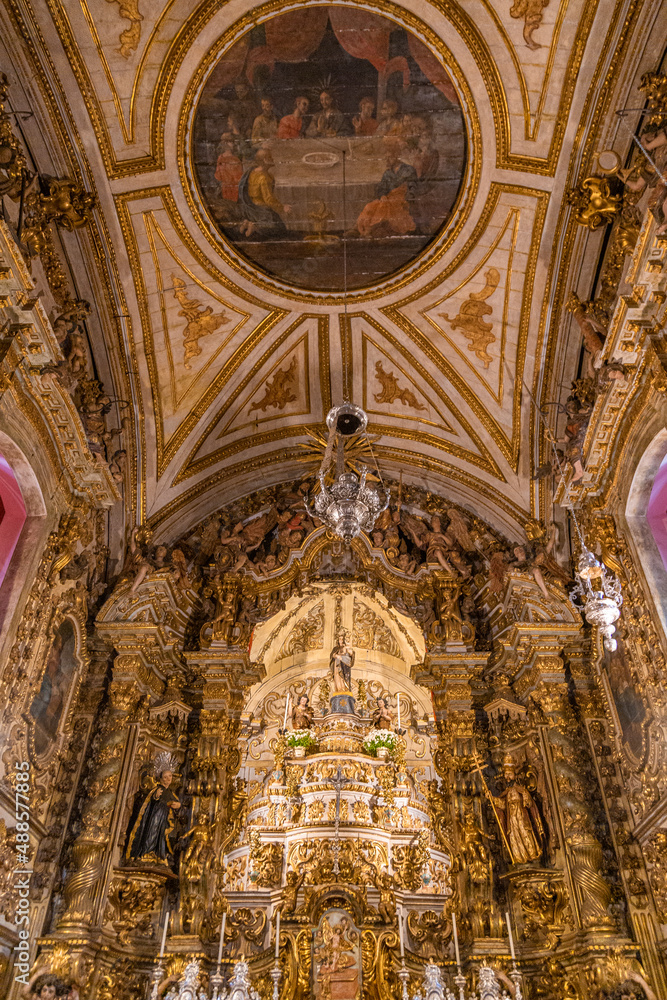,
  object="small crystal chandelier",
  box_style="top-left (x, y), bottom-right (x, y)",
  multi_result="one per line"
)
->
top-left (570, 544), bottom-right (623, 651)
top-left (305, 404), bottom-right (389, 543)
